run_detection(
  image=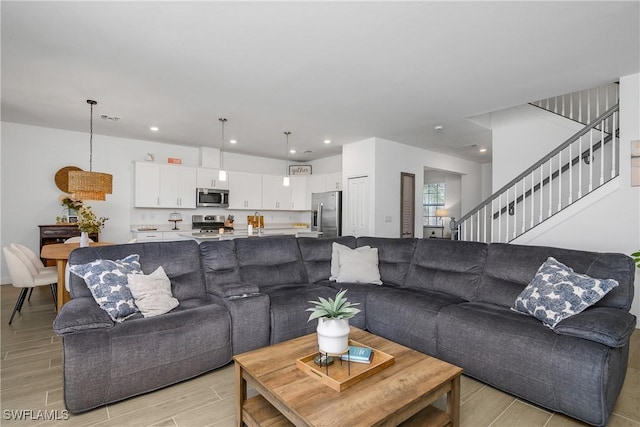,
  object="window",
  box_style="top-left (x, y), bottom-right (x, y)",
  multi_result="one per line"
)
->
top-left (423, 183), bottom-right (445, 226)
